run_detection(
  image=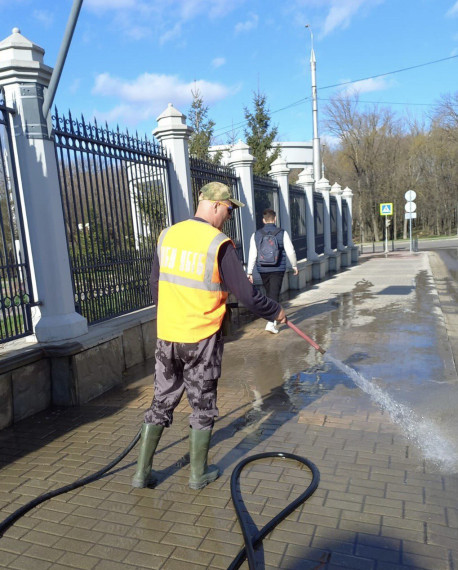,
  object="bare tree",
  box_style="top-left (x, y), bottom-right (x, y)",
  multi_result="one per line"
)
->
top-left (324, 92), bottom-right (402, 240)
top-left (431, 92), bottom-right (458, 140)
